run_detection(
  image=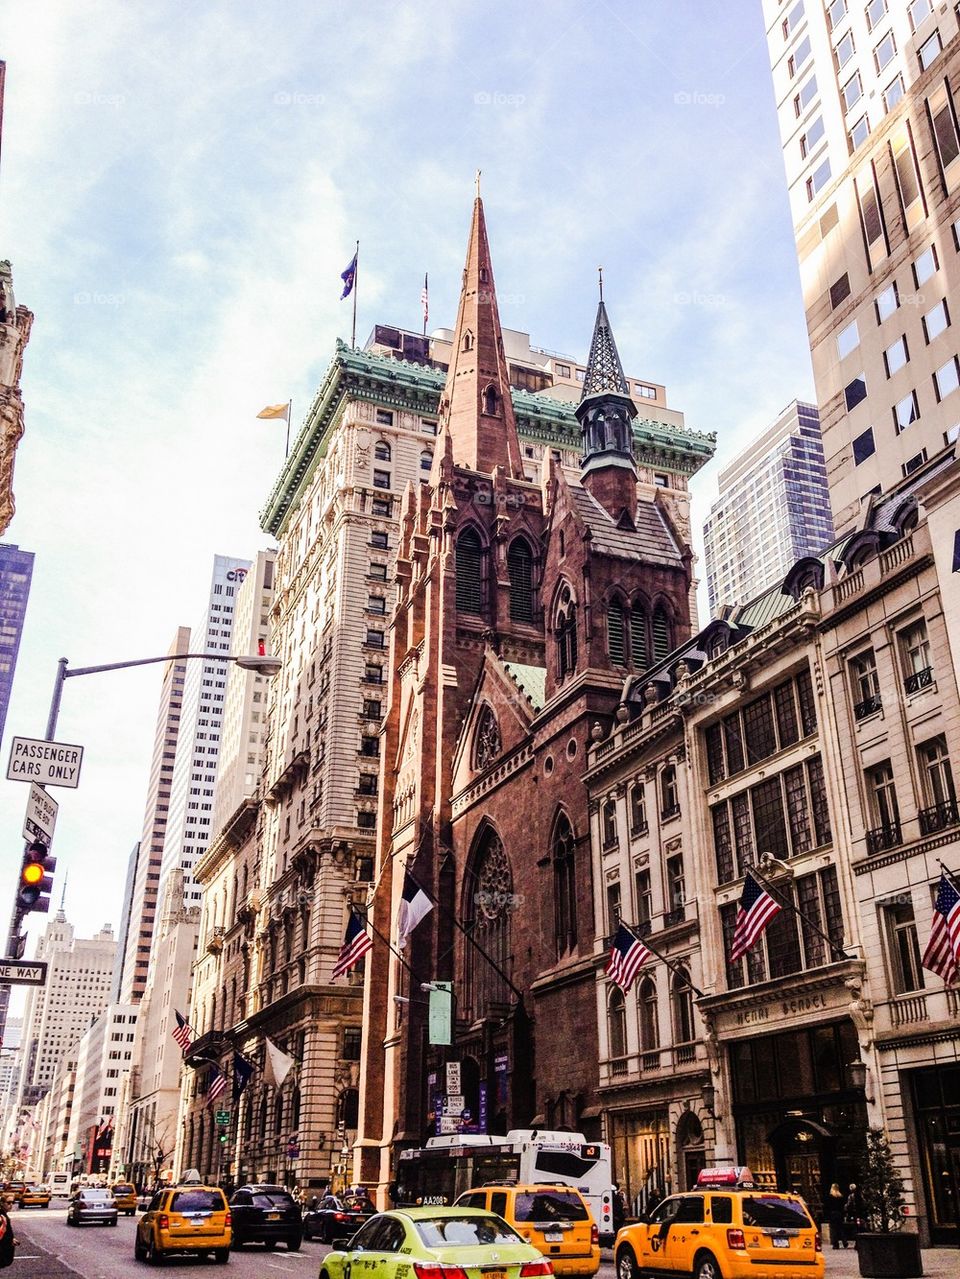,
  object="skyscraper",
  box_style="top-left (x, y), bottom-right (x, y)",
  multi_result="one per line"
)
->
top-left (0, 542), bottom-right (33, 745)
top-left (702, 401), bottom-right (834, 612)
top-left (762, 1), bottom-right (960, 533)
